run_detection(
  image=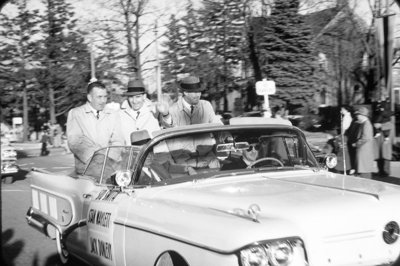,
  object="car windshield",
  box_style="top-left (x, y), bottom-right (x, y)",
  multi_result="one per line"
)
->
top-left (84, 146), bottom-right (138, 184)
top-left (136, 127), bottom-right (319, 186)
